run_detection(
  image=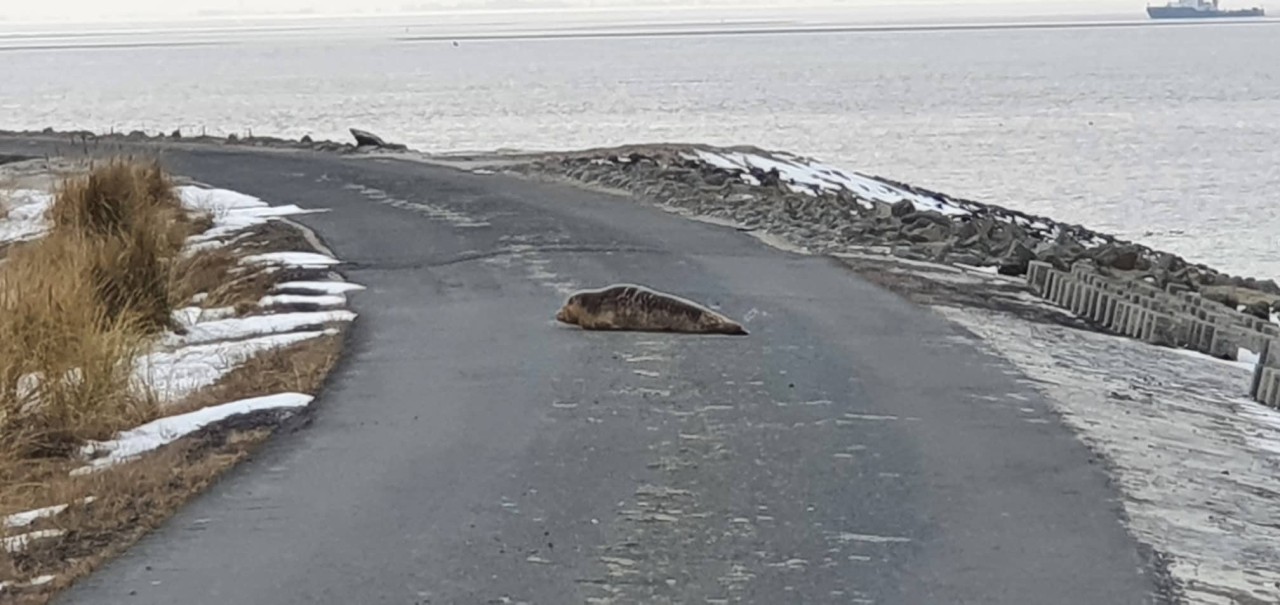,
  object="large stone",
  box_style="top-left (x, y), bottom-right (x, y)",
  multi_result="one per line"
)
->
top-left (955, 217), bottom-right (997, 250)
top-left (1244, 300), bottom-right (1271, 321)
top-left (1090, 244), bottom-right (1142, 271)
top-left (702, 171), bottom-right (732, 187)
top-left (953, 219), bottom-right (979, 242)
top-left (890, 199), bottom-right (915, 218)
top-left (1034, 239), bottom-right (1086, 270)
top-left (997, 240), bottom-right (1037, 276)
top-left (1201, 288), bottom-right (1240, 310)
top-left (949, 252), bottom-right (988, 267)
top-left (901, 210), bottom-right (952, 227)
top-left (871, 202), bottom-right (895, 220)
top-left (1154, 253), bottom-right (1186, 274)
top-left (750, 167), bottom-right (783, 188)
top-left (904, 221), bottom-right (951, 243)
top-left (914, 241), bottom-right (953, 262)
